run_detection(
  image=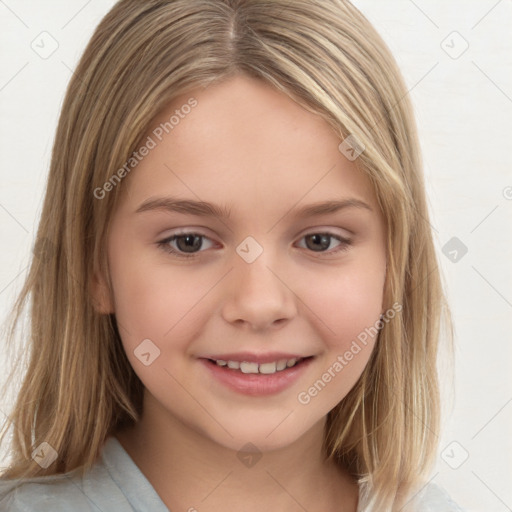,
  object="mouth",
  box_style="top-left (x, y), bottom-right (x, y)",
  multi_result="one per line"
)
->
top-left (200, 355), bottom-right (315, 396)
top-left (205, 356), bottom-right (311, 374)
